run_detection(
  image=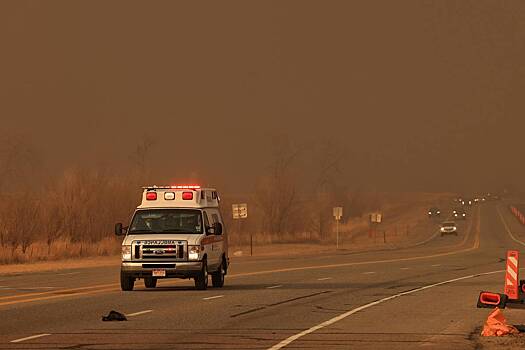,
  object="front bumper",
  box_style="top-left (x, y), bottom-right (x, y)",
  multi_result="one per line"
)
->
top-left (121, 261), bottom-right (203, 278)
